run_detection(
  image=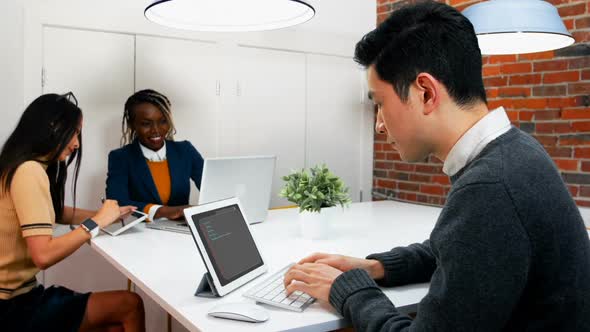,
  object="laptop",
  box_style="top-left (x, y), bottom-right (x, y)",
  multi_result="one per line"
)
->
top-left (145, 217), bottom-right (190, 234)
top-left (183, 197), bottom-right (315, 311)
top-left (199, 155), bottom-right (276, 224)
top-left (146, 155), bottom-right (276, 234)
